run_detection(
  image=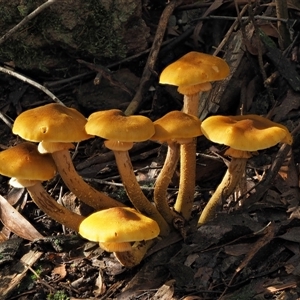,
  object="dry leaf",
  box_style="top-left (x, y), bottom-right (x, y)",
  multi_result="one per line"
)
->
top-left (152, 280), bottom-right (175, 300)
top-left (277, 227), bottom-right (300, 243)
top-left (93, 268), bottom-right (106, 296)
top-left (52, 264), bottom-right (67, 280)
top-left (272, 90), bottom-right (300, 122)
top-left (0, 195), bottom-right (43, 241)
